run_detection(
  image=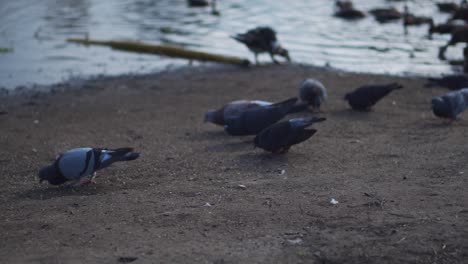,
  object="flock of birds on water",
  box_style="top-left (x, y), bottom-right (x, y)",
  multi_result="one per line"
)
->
top-left (38, 0), bottom-right (468, 187)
